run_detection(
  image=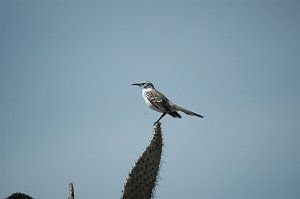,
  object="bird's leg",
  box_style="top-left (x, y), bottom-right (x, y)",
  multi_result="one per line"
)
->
top-left (154, 113), bottom-right (166, 125)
